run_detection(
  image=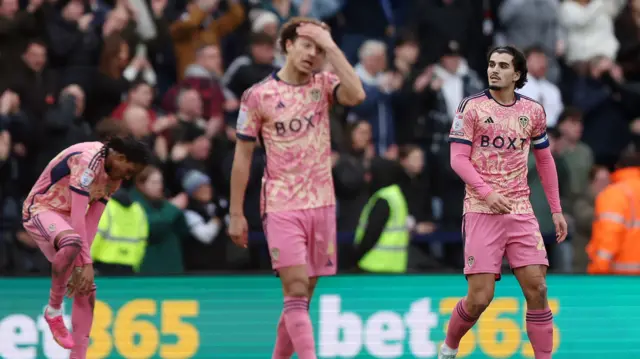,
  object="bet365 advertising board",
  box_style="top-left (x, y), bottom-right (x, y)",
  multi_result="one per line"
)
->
top-left (0, 275), bottom-right (638, 358)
